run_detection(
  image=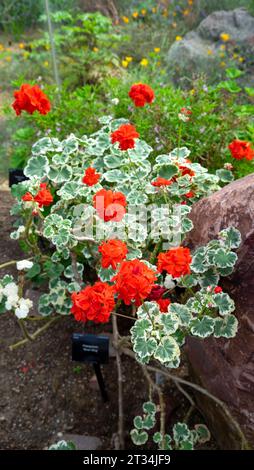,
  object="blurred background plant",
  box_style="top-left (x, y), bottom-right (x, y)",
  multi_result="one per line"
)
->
top-left (0, 0), bottom-right (253, 180)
